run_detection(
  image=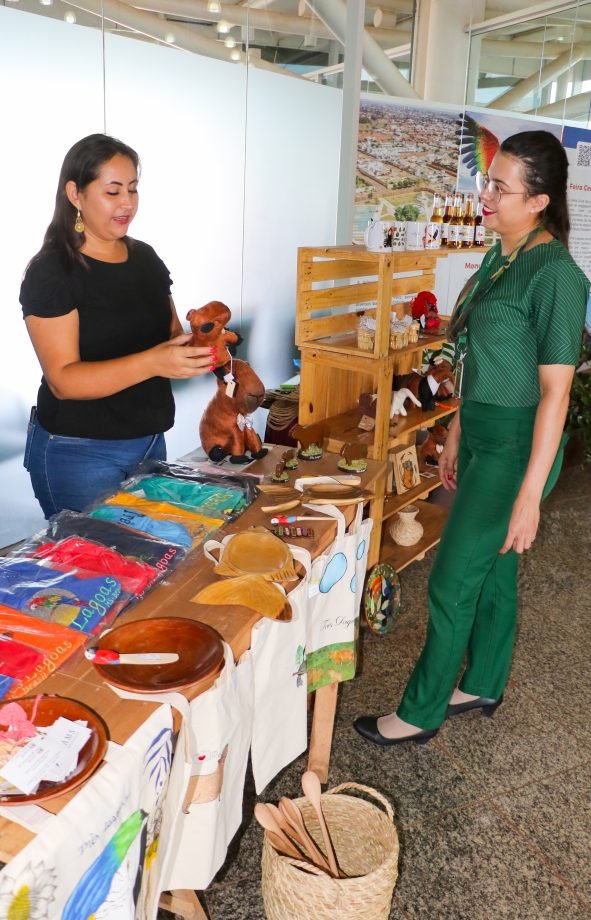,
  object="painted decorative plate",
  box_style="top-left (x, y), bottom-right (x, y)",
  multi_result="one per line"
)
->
top-left (363, 563), bottom-right (401, 635)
